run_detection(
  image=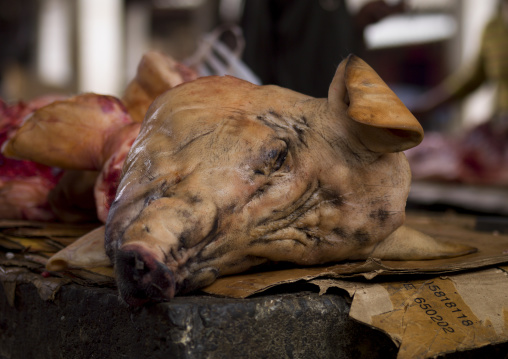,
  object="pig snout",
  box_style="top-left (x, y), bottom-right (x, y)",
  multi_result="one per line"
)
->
top-left (107, 191), bottom-right (219, 305)
top-left (115, 243), bottom-right (176, 306)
